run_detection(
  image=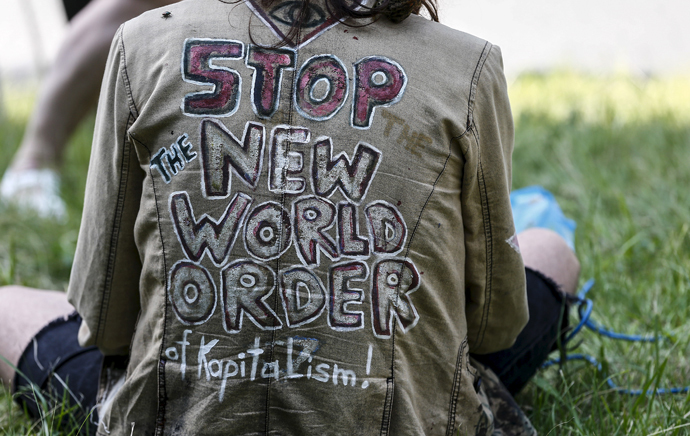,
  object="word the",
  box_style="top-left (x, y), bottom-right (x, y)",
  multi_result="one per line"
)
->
top-left (150, 134), bottom-right (197, 183)
top-left (380, 110), bottom-right (433, 157)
